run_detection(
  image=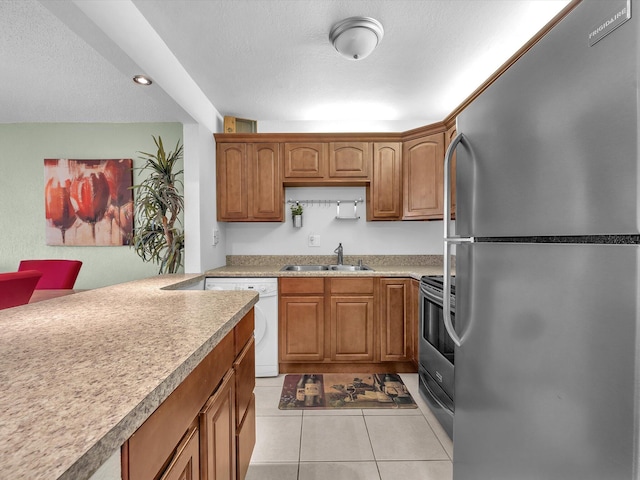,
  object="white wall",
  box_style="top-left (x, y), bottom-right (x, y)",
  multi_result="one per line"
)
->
top-left (0, 123), bottom-right (182, 289)
top-left (183, 122), bottom-right (227, 273)
top-left (258, 119), bottom-right (426, 134)
top-left (225, 186), bottom-right (444, 256)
